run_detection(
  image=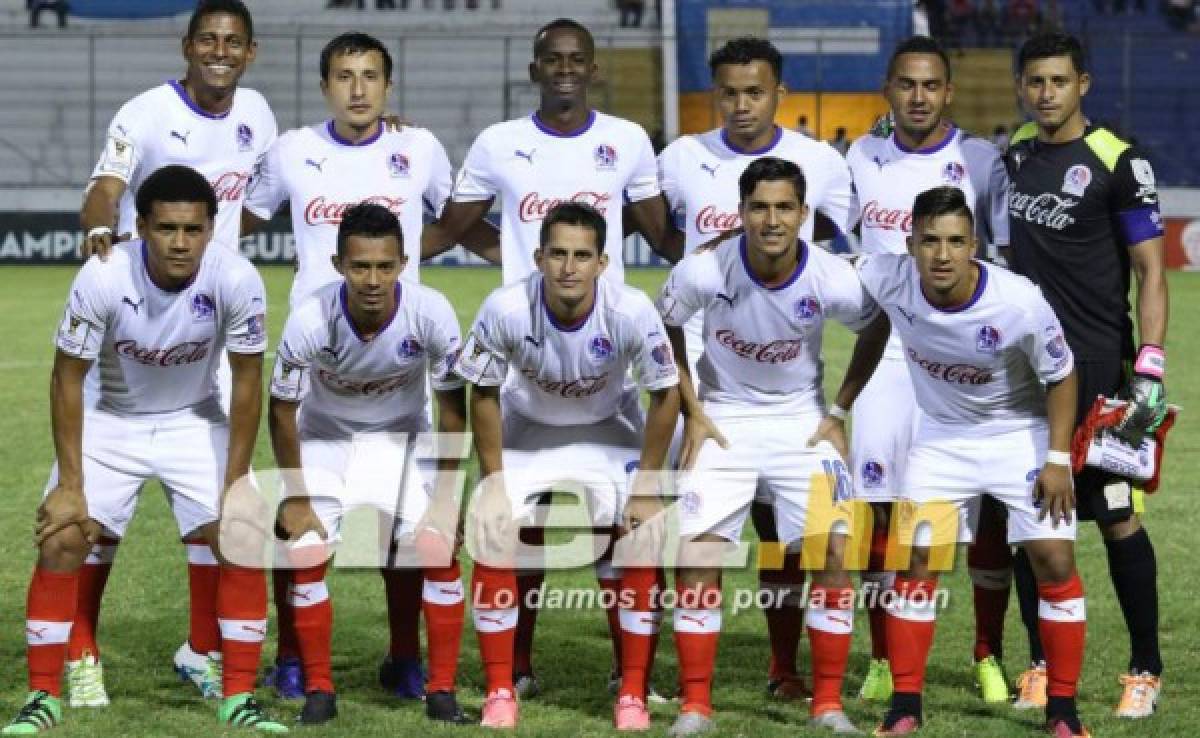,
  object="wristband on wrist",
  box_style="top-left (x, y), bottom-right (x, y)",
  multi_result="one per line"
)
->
top-left (86, 226), bottom-right (113, 240)
top-left (828, 403), bottom-right (848, 420)
top-left (1045, 450), bottom-right (1072, 467)
top-left (1133, 344), bottom-right (1165, 380)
